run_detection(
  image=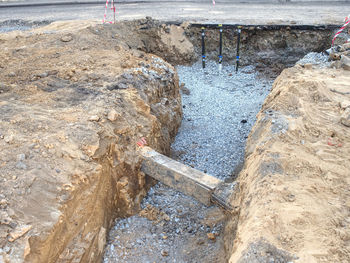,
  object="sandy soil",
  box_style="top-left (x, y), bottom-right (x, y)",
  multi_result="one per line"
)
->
top-left (0, 20), bottom-right (190, 262)
top-left (227, 63), bottom-right (350, 262)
